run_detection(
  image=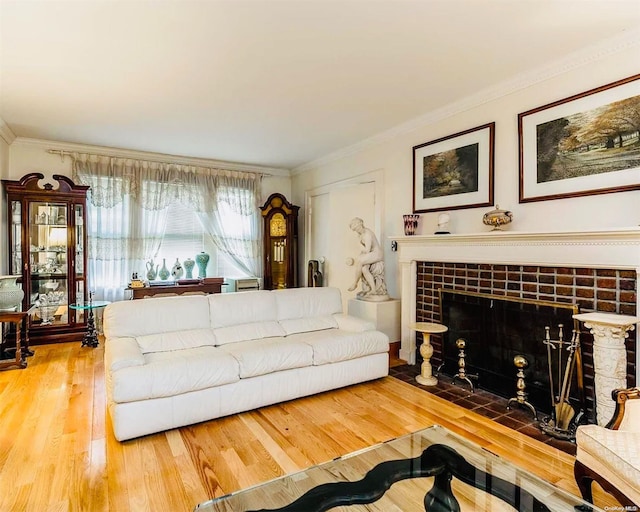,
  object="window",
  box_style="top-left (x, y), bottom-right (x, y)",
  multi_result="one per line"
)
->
top-left (155, 202), bottom-right (250, 279)
top-left (75, 154), bottom-right (261, 301)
